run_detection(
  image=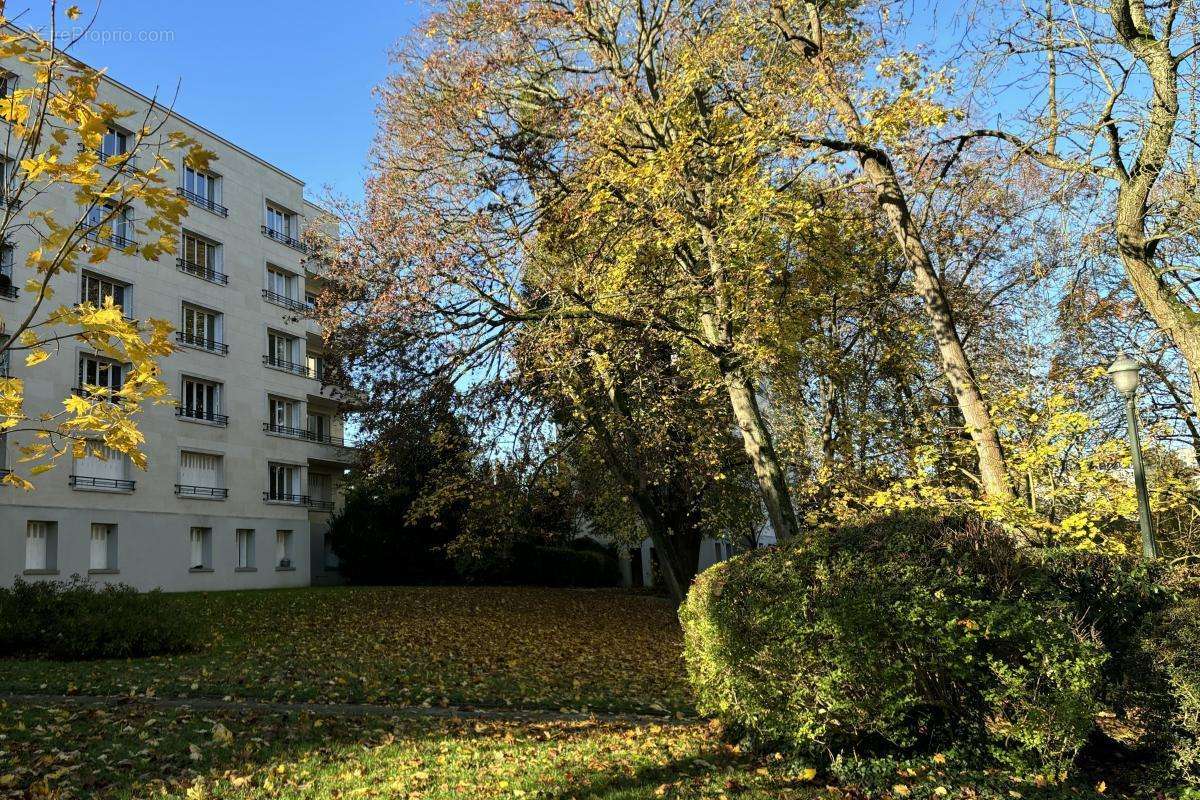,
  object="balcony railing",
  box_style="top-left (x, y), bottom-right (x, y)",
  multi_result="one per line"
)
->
top-left (176, 406), bottom-right (229, 426)
top-left (262, 289), bottom-right (307, 312)
top-left (176, 331), bottom-right (229, 355)
top-left (177, 186), bottom-right (228, 217)
top-left (70, 475), bottom-right (135, 491)
top-left (261, 225), bottom-right (308, 253)
top-left (308, 498), bottom-right (335, 512)
top-left (263, 422), bottom-right (307, 439)
top-left (263, 491), bottom-right (308, 504)
top-left (176, 484), bottom-right (229, 499)
top-left (0, 273), bottom-right (16, 300)
top-left (263, 421), bottom-right (348, 447)
top-left (263, 353), bottom-right (315, 378)
top-left (85, 227), bottom-right (138, 250)
top-left (80, 144), bottom-right (138, 170)
top-left (177, 257), bottom-right (229, 285)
